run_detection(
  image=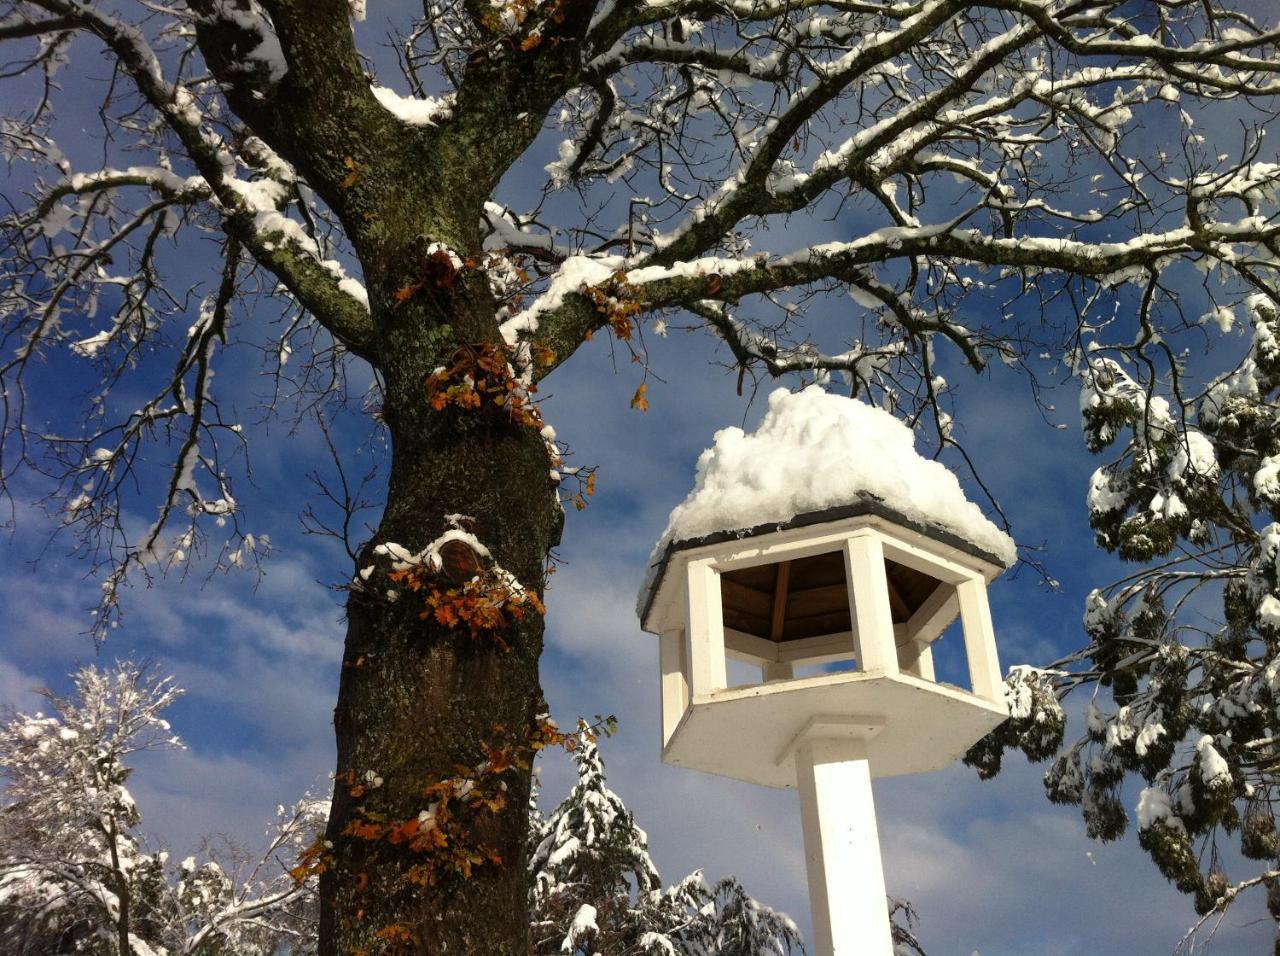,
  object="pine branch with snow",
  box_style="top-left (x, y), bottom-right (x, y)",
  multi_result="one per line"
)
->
top-left (529, 724), bottom-right (670, 955)
top-left (971, 295), bottom-right (1280, 945)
